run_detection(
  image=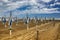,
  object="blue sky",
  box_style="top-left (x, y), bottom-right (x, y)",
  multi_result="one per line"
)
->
top-left (0, 0), bottom-right (60, 18)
